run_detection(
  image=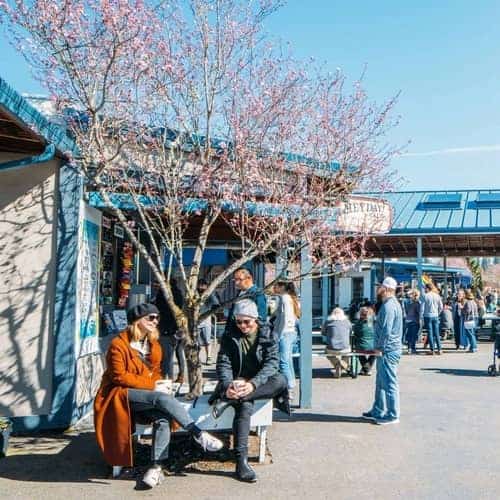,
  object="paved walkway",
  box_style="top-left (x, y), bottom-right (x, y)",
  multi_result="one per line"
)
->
top-left (1, 340), bottom-right (499, 499)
